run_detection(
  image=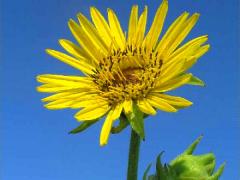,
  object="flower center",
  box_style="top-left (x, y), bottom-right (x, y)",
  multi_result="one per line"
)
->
top-left (91, 45), bottom-right (163, 104)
